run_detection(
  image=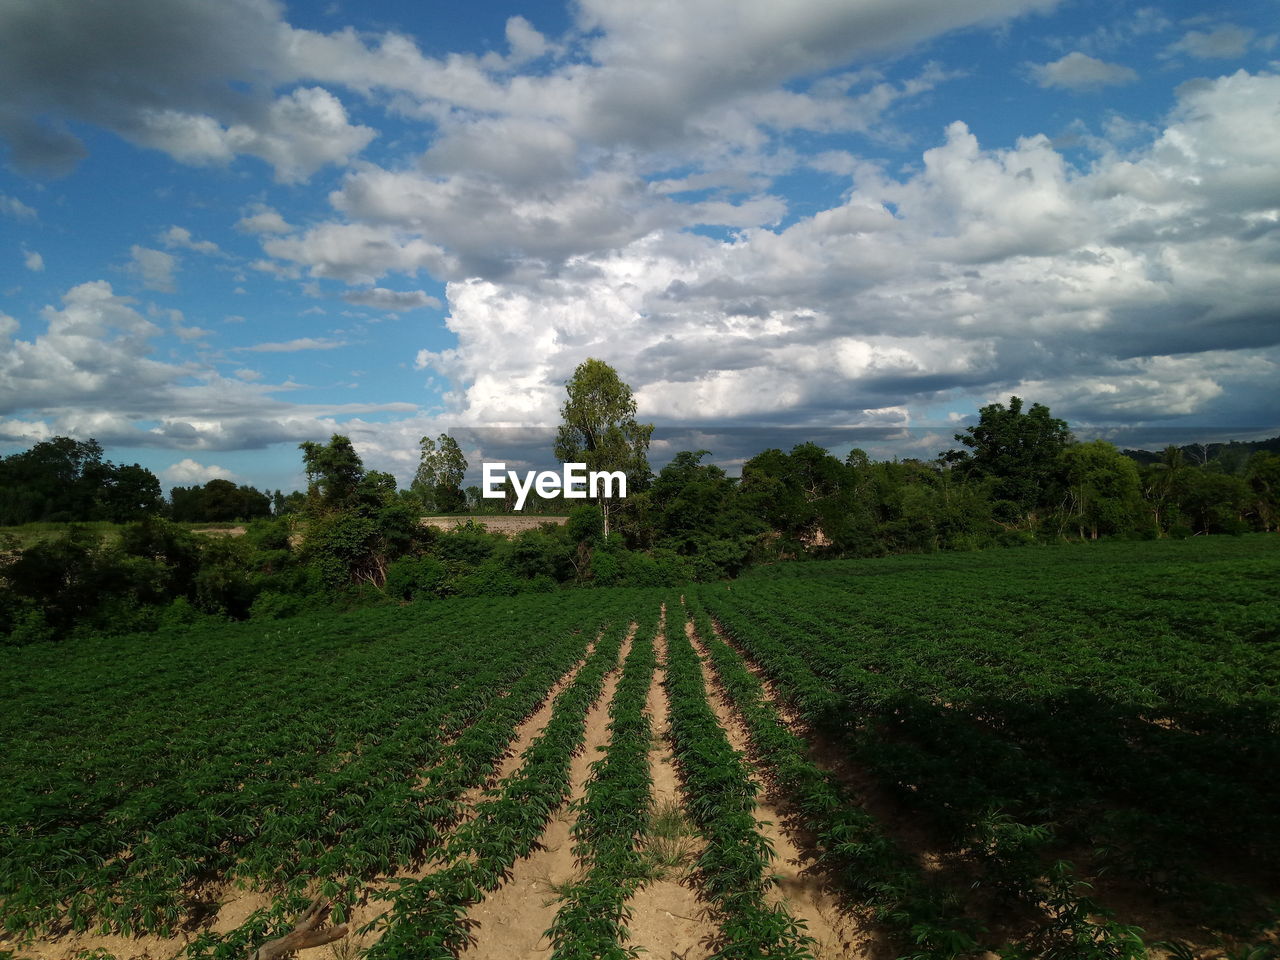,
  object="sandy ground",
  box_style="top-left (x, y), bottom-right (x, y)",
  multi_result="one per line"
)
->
top-left (624, 611), bottom-right (722, 960)
top-left (458, 626), bottom-right (633, 960)
top-left (420, 515), bottom-right (568, 534)
top-left (682, 614), bottom-right (870, 960)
